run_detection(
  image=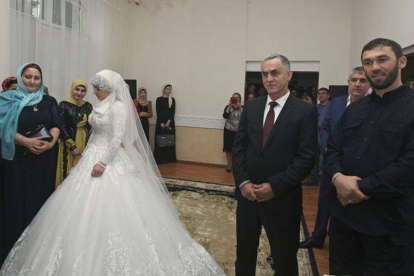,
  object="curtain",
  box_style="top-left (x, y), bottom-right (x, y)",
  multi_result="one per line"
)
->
top-left (8, 0), bottom-right (132, 103)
